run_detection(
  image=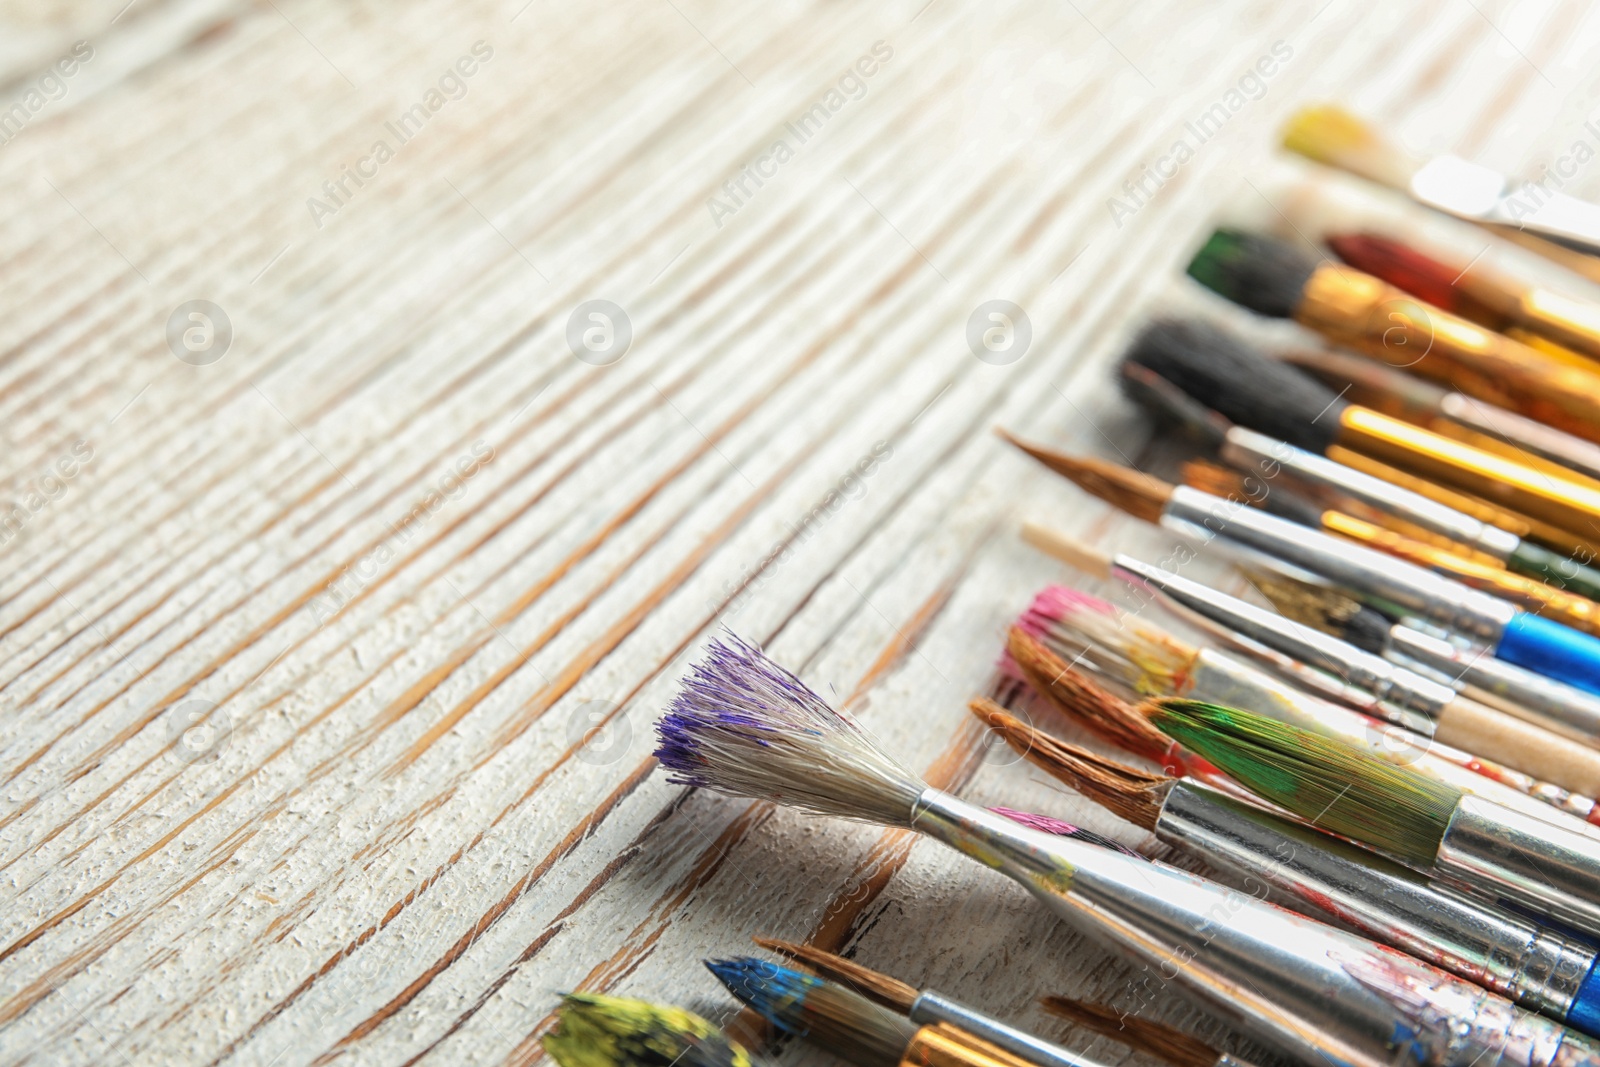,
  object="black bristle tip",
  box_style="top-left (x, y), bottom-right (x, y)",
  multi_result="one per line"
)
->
top-left (1338, 604), bottom-right (1393, 655)
top-left (1185, 229), bottom-right (1320, 318)
top-left (1123, 319), bottom-right (1345, 455)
